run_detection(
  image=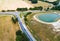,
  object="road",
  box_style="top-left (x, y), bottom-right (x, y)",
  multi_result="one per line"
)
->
top-left (0, 12), bottom-right (36, 41)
